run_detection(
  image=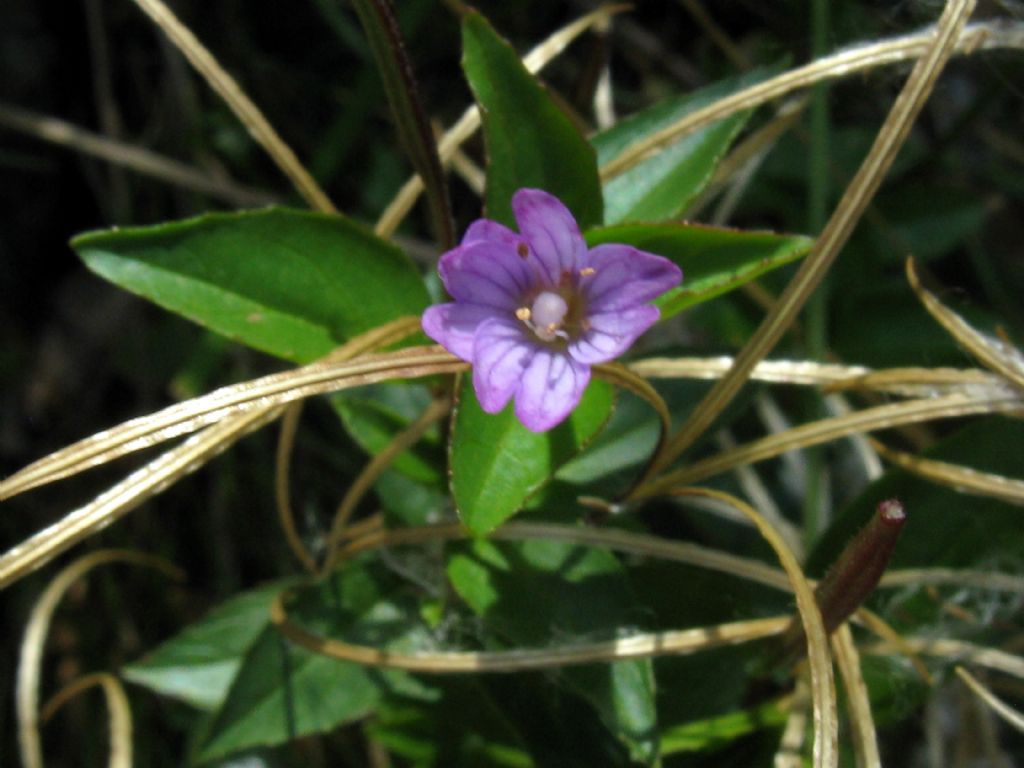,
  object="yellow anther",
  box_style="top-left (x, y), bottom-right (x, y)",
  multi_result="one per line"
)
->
top-left (515, 307), bottom-right (531, 321)
top-left (579, 267), bottom-right (596, 277)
